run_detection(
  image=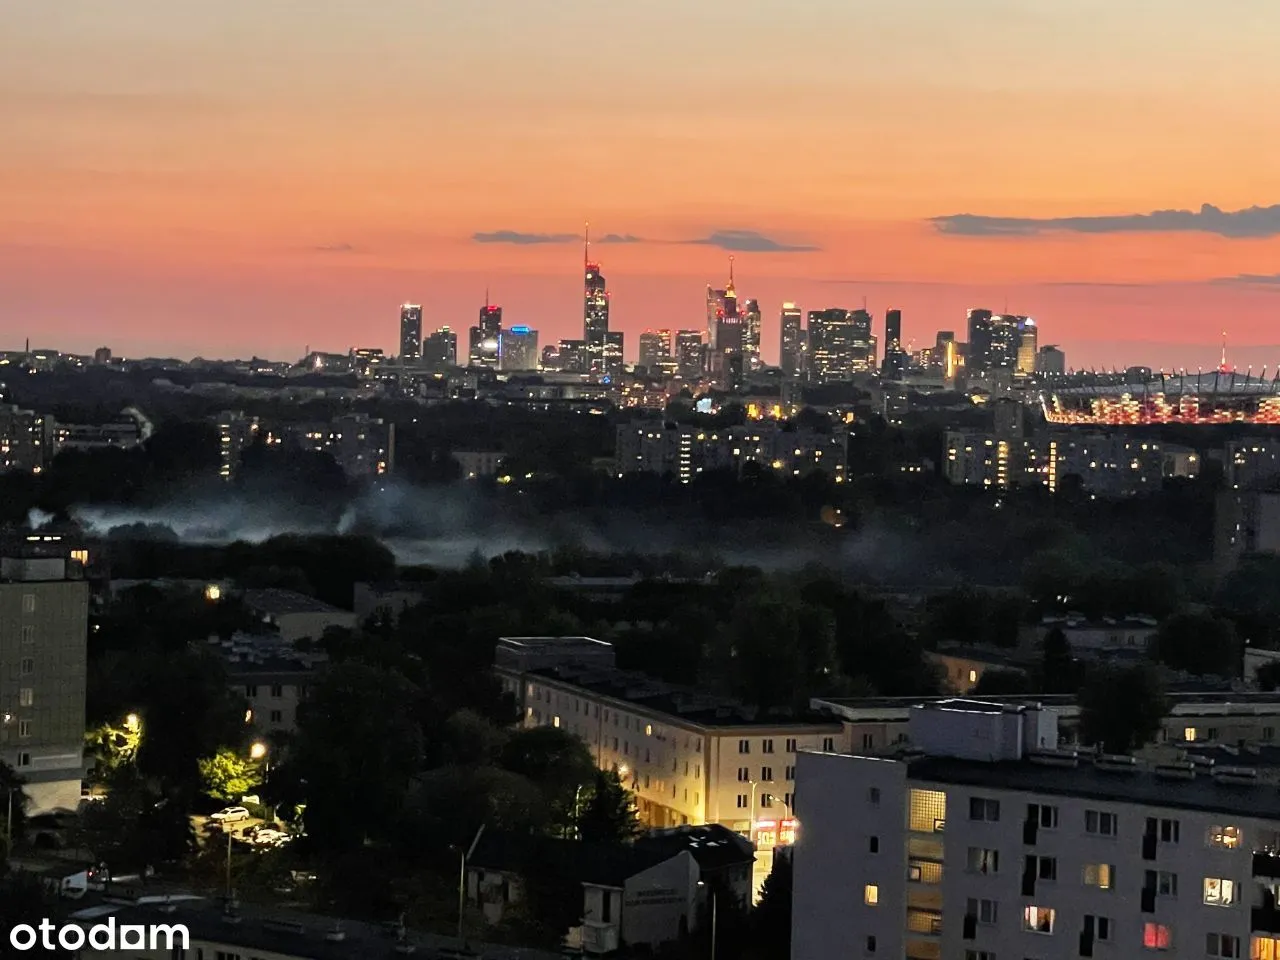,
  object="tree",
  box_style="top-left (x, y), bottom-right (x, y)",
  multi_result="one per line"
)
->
top-left (288, 662), bottom-right (425, 851)
top-left (577, 767), bottom-right (639, 845)
top-left (0, 762), bottom-right (27, 862)
top-left (1078, 665), bottom-right (1168, 754)
top-left (1040, 626), bottom-right (1078, 694)
top-left (199, 748), bottom-right (258, 802)
top-left (1153, 612), bottom-right (1238, 677)
top-left (499, 727), bottom-right (596, 832)
top-left (751, 852), bottom-right (793, 960)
